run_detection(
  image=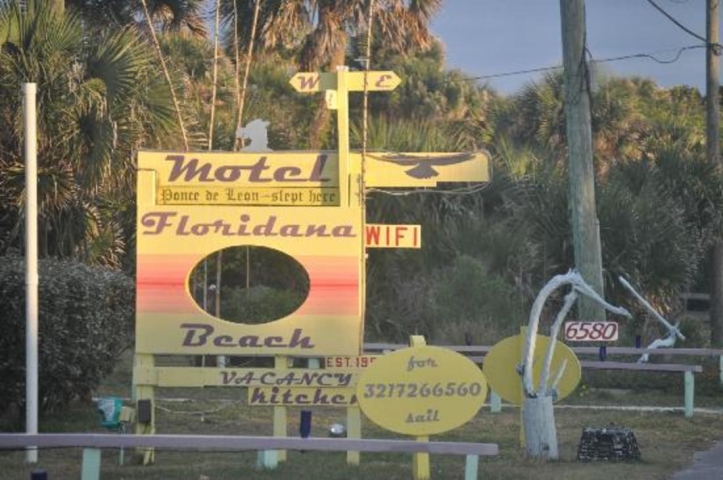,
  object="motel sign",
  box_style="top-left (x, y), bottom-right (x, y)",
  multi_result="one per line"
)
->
top-left (134, 68), bottom-right (489, 358)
